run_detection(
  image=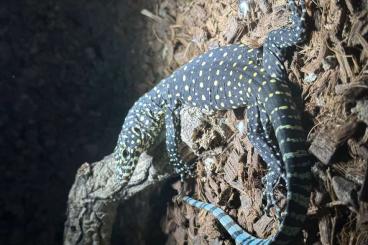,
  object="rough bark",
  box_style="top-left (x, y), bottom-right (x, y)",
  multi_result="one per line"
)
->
top-left (63, 148), bottom-right (172, 245)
